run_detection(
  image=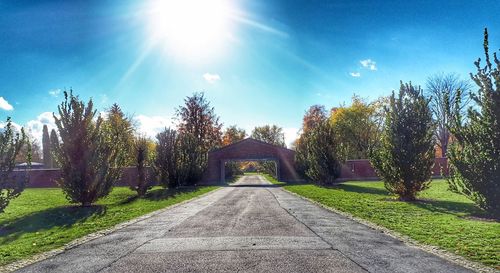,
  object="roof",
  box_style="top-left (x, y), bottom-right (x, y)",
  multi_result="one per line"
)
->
top-left (16, 162), bottom-right (44, 166)
top-left (209, 138), bottom-right (295, 154)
